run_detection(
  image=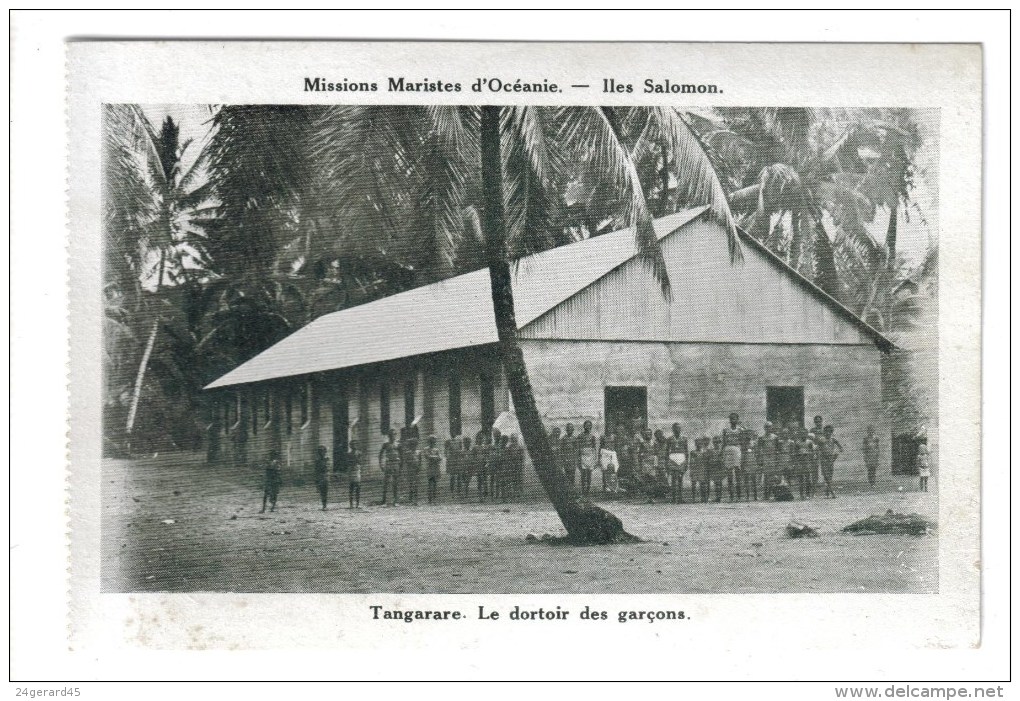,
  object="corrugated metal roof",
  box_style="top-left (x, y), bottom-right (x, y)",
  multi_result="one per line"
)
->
top-left (205, 207), bottom-right (710, 389)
